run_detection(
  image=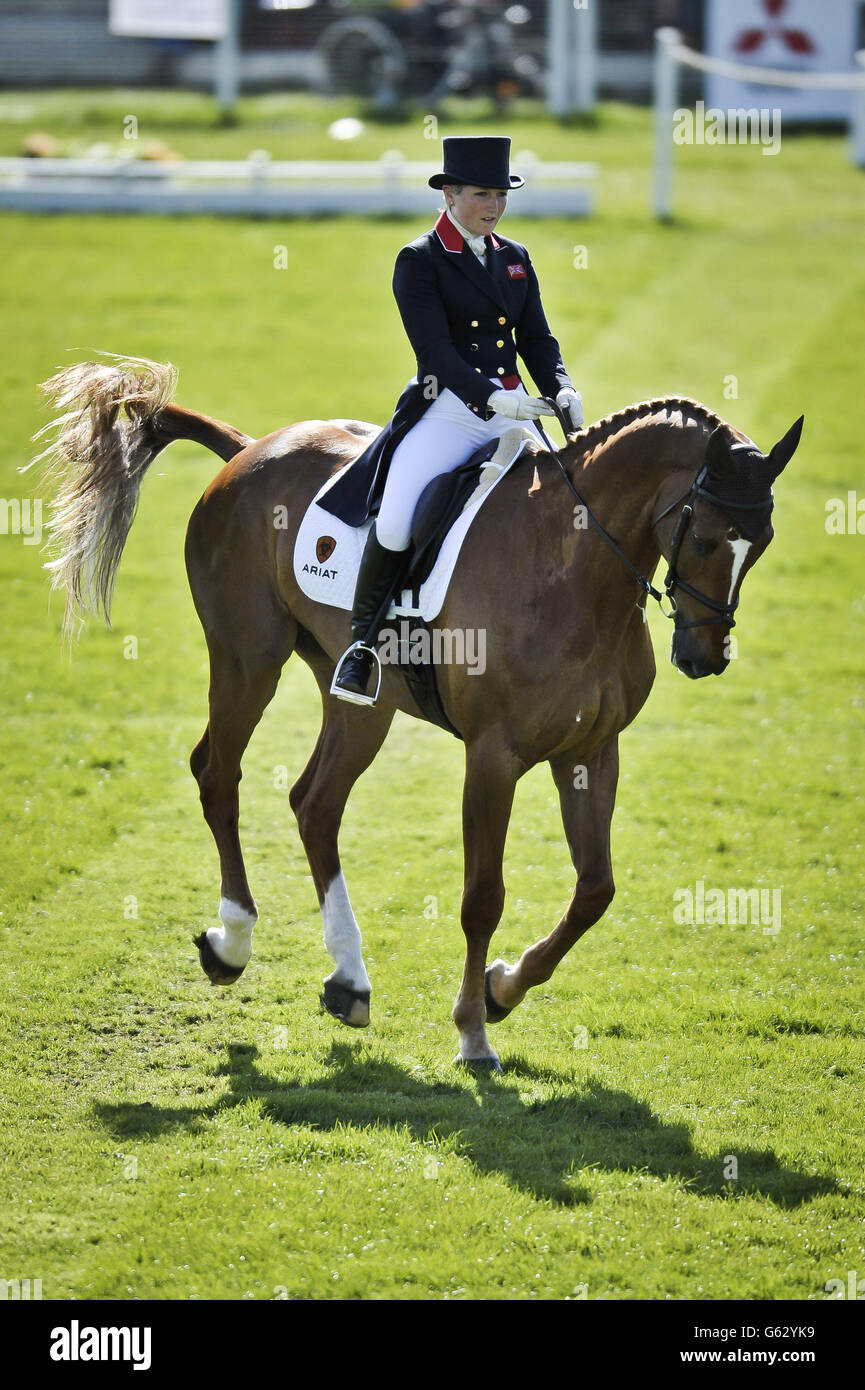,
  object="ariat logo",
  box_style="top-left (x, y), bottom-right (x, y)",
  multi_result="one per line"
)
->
top-left (316, 535), bottom-right (336, 563)
top-left (506, 263), bottom-right (526, 279)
